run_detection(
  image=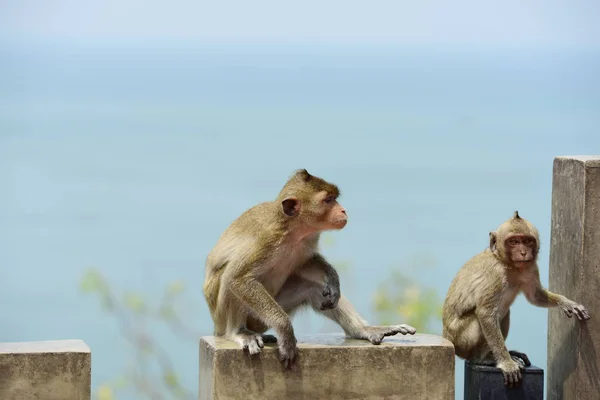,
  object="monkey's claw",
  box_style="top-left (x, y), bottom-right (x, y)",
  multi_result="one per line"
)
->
top-left (320, 283), bottom-right (340, 310)
top-left (361, 324), bottom-right (417, 345)
top-left (573, 304), bottom-right (591, 321)
top-left (497, 358), bottom-right (524, 387)
top-left (563, 303), bottom-right (591, 321)
top-left (278, 342), bottom-right (299, 369)
top-left (234, 332), bottom-right (265, 355)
